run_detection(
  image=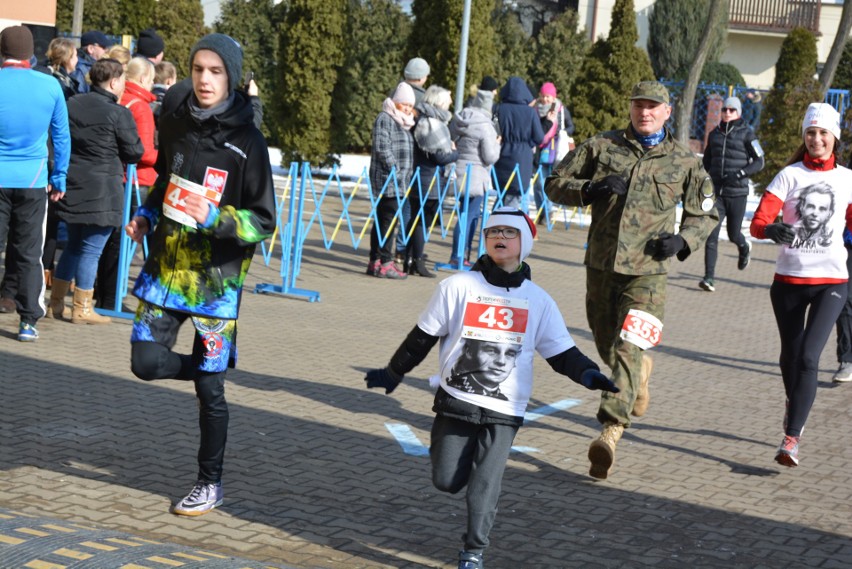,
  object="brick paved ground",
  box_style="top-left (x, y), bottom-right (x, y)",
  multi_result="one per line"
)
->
top-left (1, 211), bottom-right (851, 568)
